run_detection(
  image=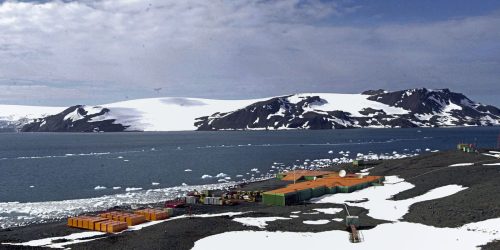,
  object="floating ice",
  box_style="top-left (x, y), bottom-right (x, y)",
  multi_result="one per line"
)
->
top-left (94, 186), bottom-right (106, 190)
top-left (125, 187), bottom-right (143, 192)
top-left (29, 186), bottom-right (35, 188)
top-left (112, 187), bottom-right (121, 190)
top-left (201, 175), bottom-right (213, 179)
top-left (185, 169), bottom-right (193, 172)
top-left (216, 173), bottom-right (228, 178)
top-left (152, 182), bottom-right (160, 186)
top-left (0, 182), bottom-right (244, 229)
top-left (328, 150), bottom-right (334, 154)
